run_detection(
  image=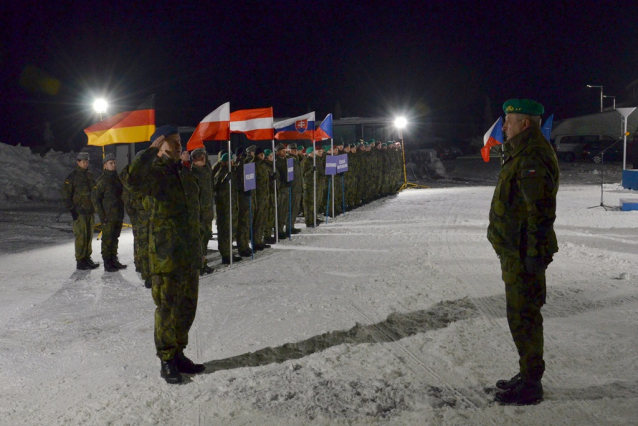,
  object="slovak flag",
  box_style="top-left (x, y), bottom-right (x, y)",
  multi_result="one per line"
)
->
top-left (541, 114), bottom-right (554, 142)
top-left (186, 102), bottom-right (231, 150)
top-left (274, 112), bottom-right (315, 140)
top-left (315, 113), bottom-right (333, 141)
top-left (481, 117), bottom-right (504, 162)
top-left (230, 107), bottom-right (274, 140)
